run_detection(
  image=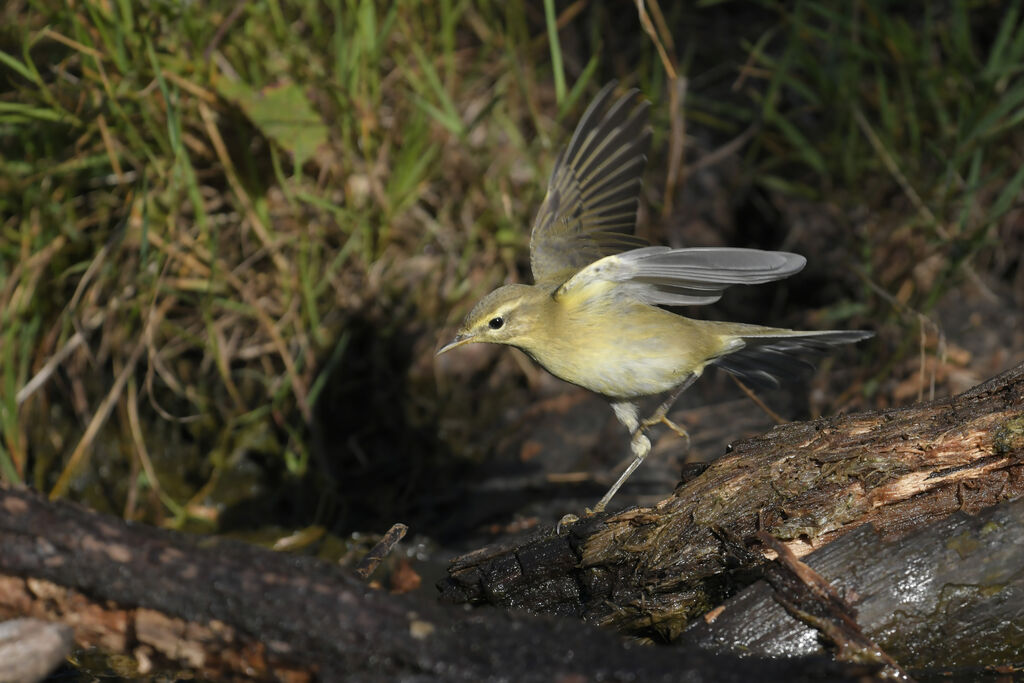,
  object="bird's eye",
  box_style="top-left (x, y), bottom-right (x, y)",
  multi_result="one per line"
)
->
top-left (488, 316), bottom-right (504, 330)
